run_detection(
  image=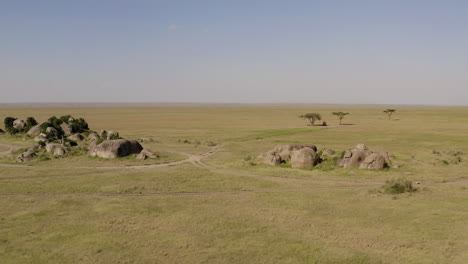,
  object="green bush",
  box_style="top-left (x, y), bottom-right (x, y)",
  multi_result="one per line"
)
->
top-left (26, 117), bottom-right (38, 127)
top-left (4, 117), bottom-right (18, 135)
top-left (70, 118), bottom-right (89, 133)
top-left (59, 115), bottom-right (72, 124)
top-left (383, 178), bottom-right (416, 194)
